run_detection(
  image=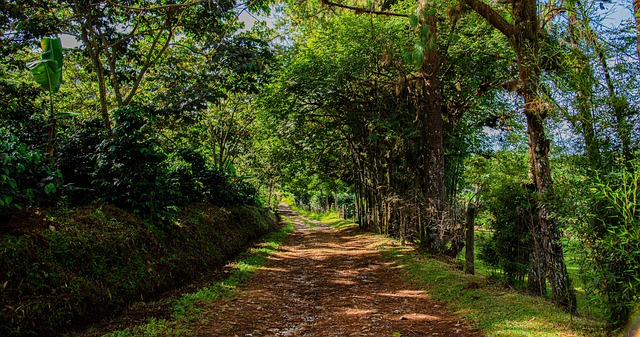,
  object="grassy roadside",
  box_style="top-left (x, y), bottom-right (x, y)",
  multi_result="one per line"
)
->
top-left (99, 221), bottom-right (295, 337)
top-left (291, 205), bottom-right (608, 337)
top-left (287, 204), bottom-right (354, 231)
